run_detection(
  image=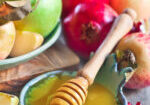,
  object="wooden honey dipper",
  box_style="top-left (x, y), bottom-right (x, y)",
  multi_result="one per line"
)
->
top-left (50, 8), bottom-right (137, 105)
